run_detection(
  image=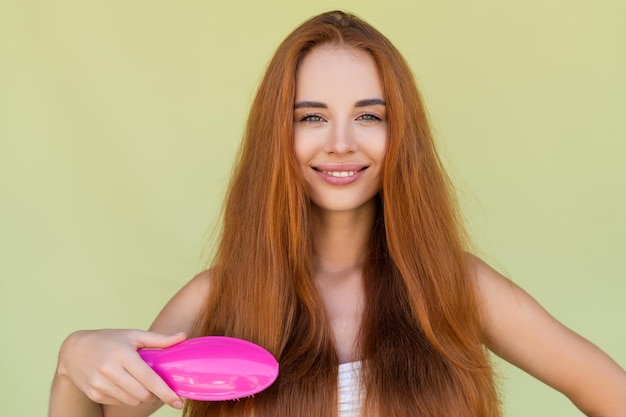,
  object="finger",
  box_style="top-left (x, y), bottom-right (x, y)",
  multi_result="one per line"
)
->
top-left (88, 373), bottom-right (147, 407)
top-left (129, 330), bottom-right (187, 350)
top-left (87, 392), bottom-right (127, 407)
top-left (125, 356), bottom-right (183, 408)
top-left (107, 366), bottom-right (159, 404)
